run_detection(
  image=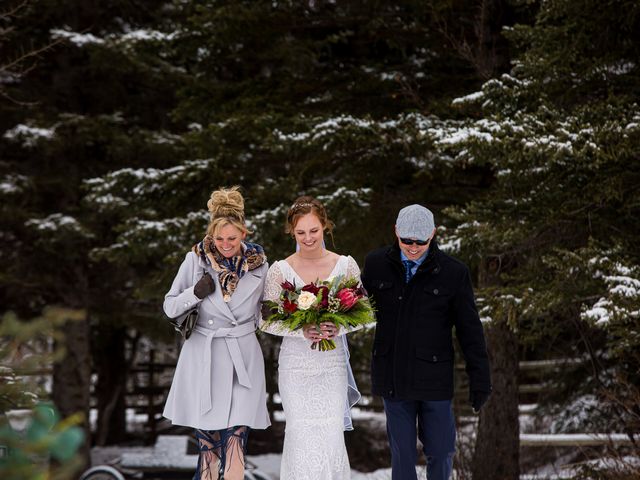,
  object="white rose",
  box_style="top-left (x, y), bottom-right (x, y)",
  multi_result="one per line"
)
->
top-left (297, 291), bottom-right (317, 310)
